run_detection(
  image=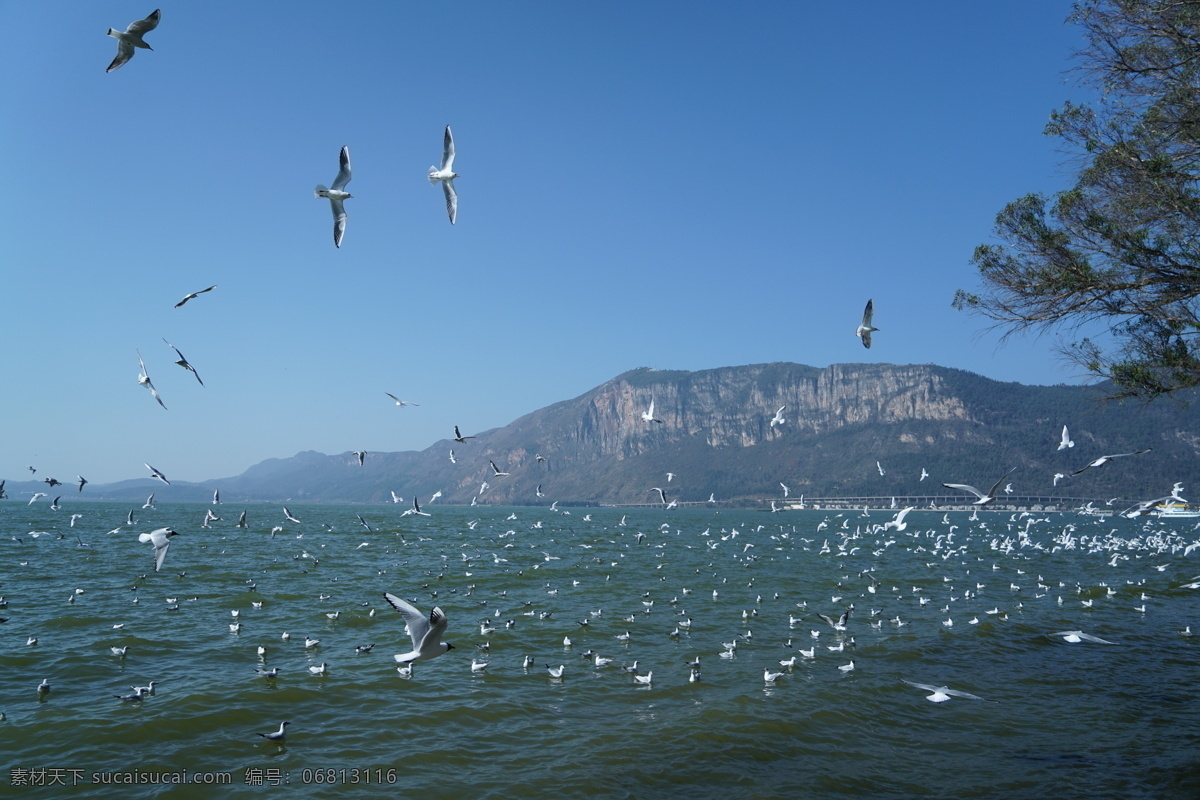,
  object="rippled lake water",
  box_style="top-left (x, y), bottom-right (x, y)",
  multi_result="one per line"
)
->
top-left (1, 501), bottom-right (1198, 798)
